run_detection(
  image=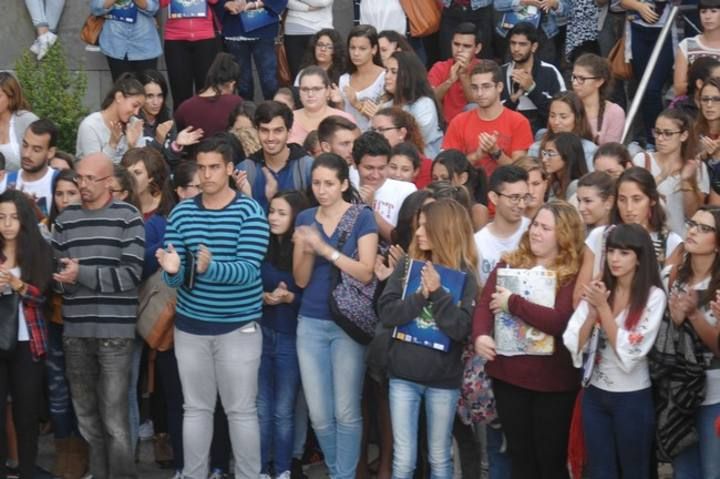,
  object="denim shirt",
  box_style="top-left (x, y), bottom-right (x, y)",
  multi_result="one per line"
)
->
top-left (91, 0), bottom-right (162, 61)
top-left (493, 0), bottom-right (569, 38)
top-left (443, 0), bottom-right (493, 9)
